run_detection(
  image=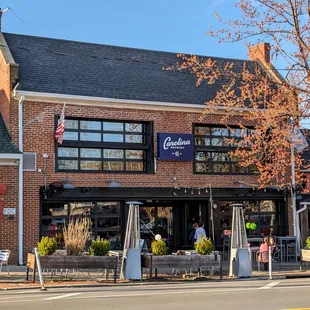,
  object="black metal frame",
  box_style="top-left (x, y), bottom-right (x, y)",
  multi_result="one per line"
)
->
top-left (54, 116), bottom-right (154, 174)
top-left (192, 123), bottom-right (254, 175)
top-left (40, 200), bottom-right (124, 243)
